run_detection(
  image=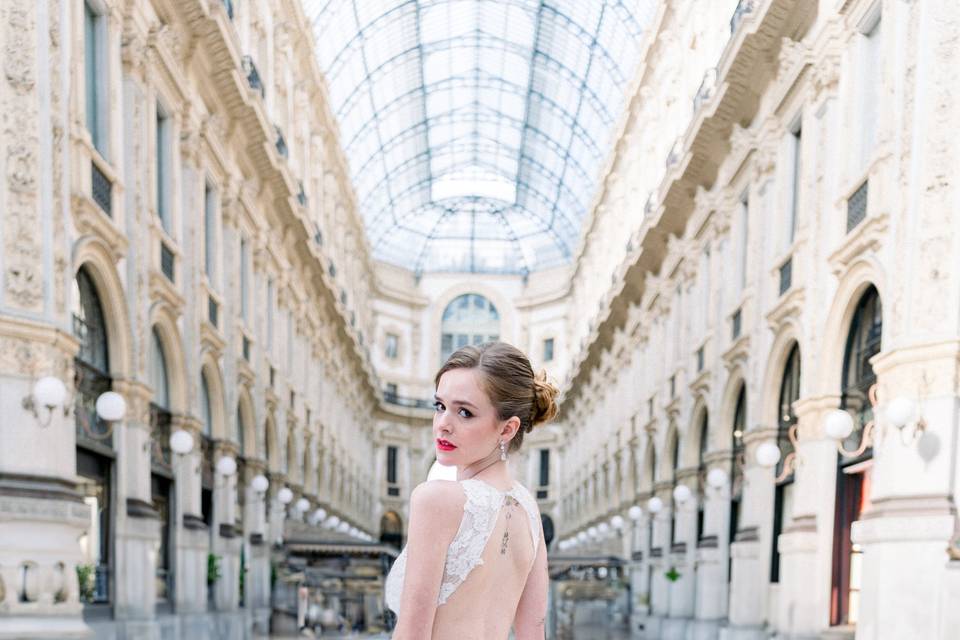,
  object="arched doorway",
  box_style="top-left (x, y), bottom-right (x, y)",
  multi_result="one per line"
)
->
top-left (72, 266), bottom-right (115, 606)
top-left (831, 286), bottom-right (881, 627)
top-left (381, 511), bottom-right (404, 549)
top-left (149, 327), bottom-right (175, 609)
